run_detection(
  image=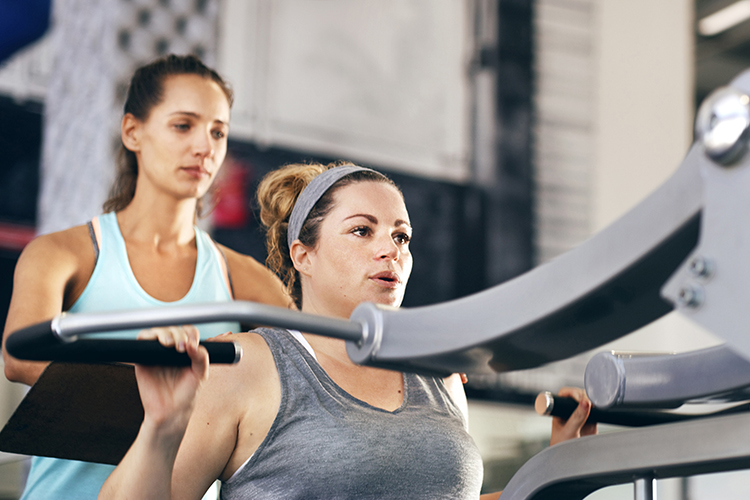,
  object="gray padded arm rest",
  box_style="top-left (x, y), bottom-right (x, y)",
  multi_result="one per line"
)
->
top-left (584, 345), bottom-right (750, 409)
top-left (500, 412), bottom-right (750, 500)
top-left (345, 143), bottom-right (703, 375)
